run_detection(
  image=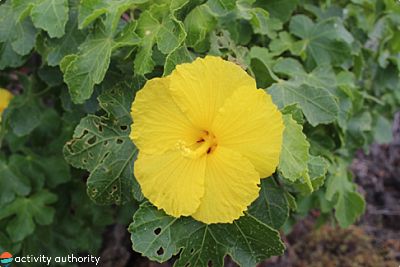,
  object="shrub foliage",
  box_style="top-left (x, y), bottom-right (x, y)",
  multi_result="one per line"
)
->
top-left (0, 0), bottom-right (399, 266)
